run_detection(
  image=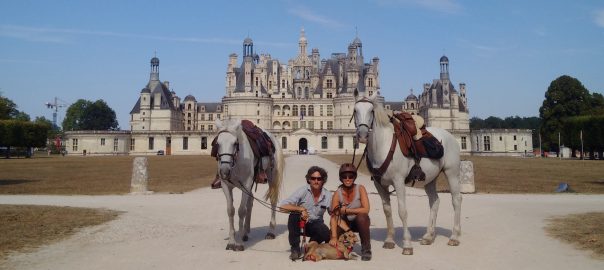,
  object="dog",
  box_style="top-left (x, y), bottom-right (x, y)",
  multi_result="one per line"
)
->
top-left (304, 231), bottom-right (359, 261)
